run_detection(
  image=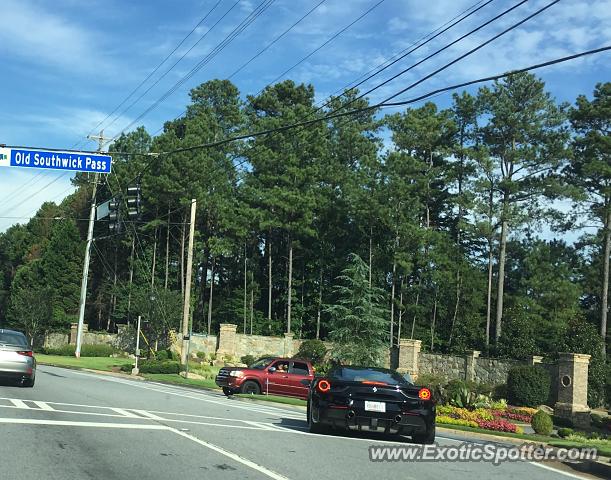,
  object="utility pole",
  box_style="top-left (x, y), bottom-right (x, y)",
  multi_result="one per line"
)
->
top-left (75, 130), bottom-right (110, 358)
top-left (180, 199), bottom-right (196, 366)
